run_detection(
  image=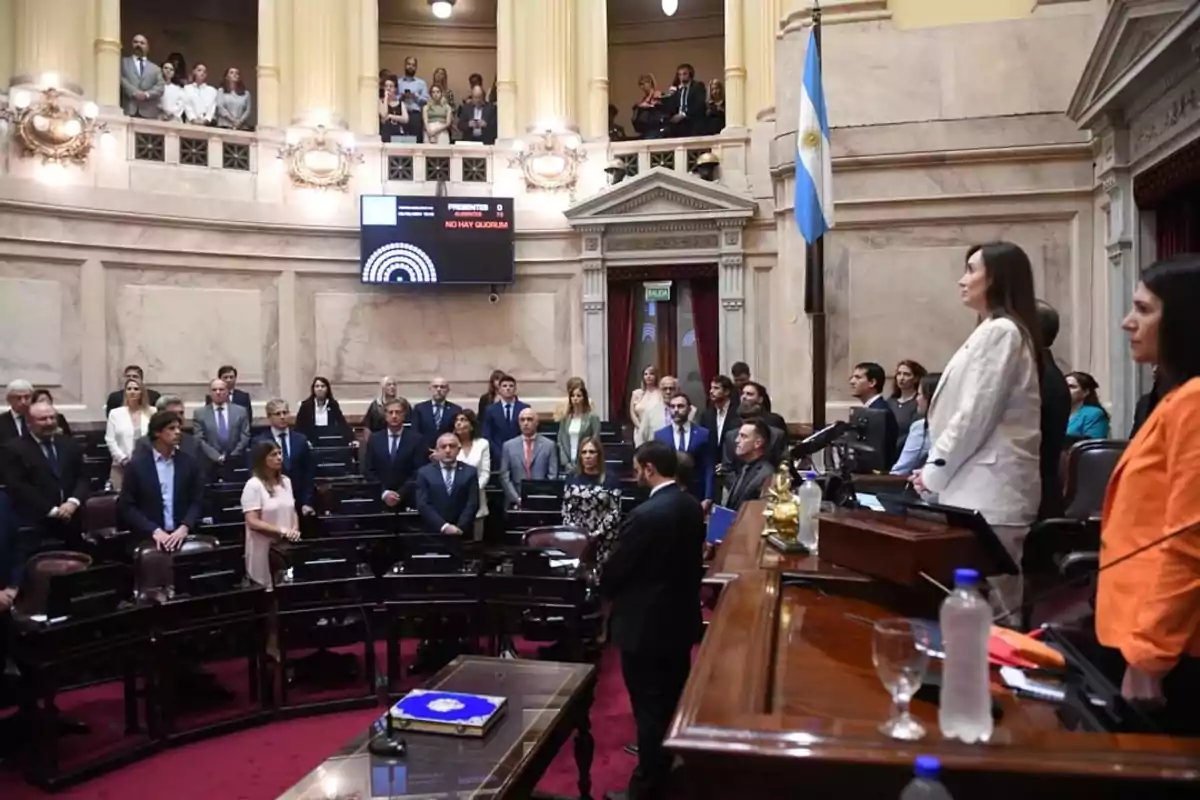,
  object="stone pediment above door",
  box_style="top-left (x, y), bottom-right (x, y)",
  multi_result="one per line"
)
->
top-left (1068, 0), bottom-right (1199, 126)
top-left (564, 167), bottom-right (756, 228)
